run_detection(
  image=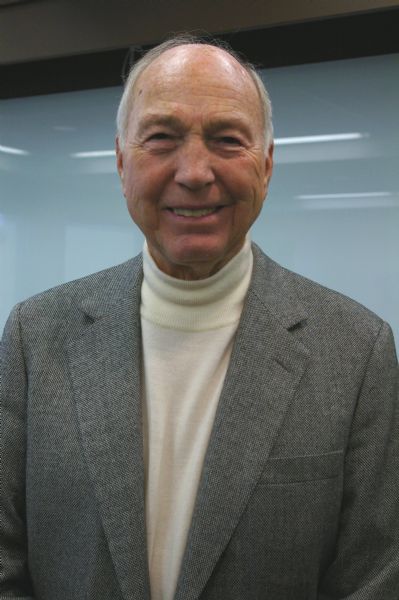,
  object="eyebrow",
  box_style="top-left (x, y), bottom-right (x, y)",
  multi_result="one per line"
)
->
top-left (137, 114), bottom-right (184, 137)
top-left (206, 117), bottom-right (252, 134)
